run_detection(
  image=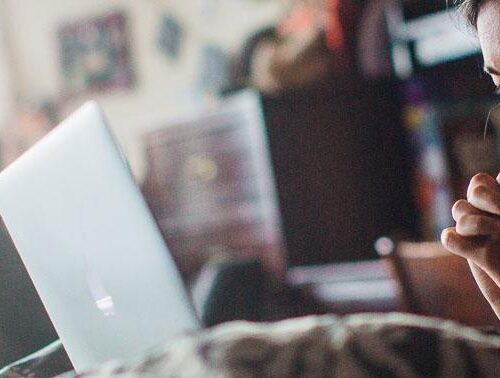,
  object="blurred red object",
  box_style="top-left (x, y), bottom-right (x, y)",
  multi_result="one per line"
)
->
top-left (325, 0), bottom-right (364, 71)
top-left (278, 2), bottom-right (318, 36)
